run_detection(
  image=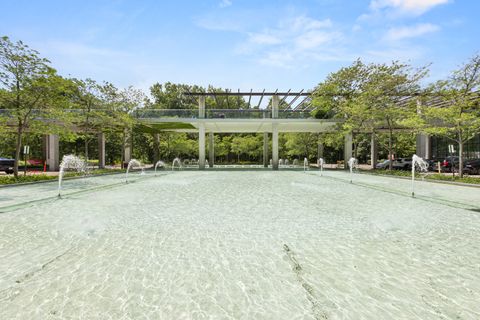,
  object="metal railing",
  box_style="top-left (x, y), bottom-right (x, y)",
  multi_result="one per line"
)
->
top-left (205, 109), bottom-right (272, 119)
top-left (136, 109), bottom-right (314, 119)
top-left (134, 109), bottom-right (198, 119)
top-left (0, 108), bottom-right (315, 120)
